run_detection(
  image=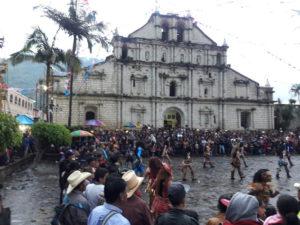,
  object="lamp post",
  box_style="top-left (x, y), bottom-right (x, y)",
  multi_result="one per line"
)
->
top-left (49, 97), bottom-right (54, 123)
